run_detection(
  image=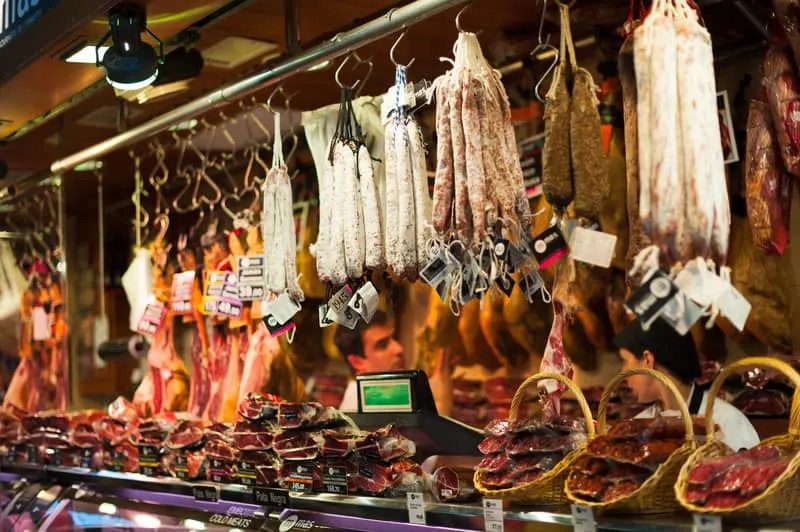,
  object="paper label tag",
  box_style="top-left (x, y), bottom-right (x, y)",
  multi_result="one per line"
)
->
top-left (624, 270), bottom-right (679, 328)
top-left (286, 462), bottom-right (314, 493)
top-left (717, 283), bottom-right (751, 332)
top-left (327, 285), bottom-right (354, 319)
top-left (263, 312), bottom-right (296, 338)
top-left (322, 462), bottom-right (349, 495)
top-left (208, 458), bottom-right (230, 483)
top-left (693, 514), bottom-right (722, 532)
top-left (193, 485), bottom-right (220, 503)
top-left (420, 249), bottom-right (450, 288)
top-left (111, 450), bottom-right (125, 472)
top-left (531, 226), bottom-right (569, 269)
top-left (495, 273), bottom-right (516, 297)
top-left (570, 504), bottom-right (596, 532)
top-left (203, 271), bottom-right (243, 318)
top-left (267, 293), bottom-right (302, 324)
top-left (435, 274), bottom-right (453, 303)
top-left (483, 499), bottom-right (504, 532)
top-left (406, 492), bottom-right (426, 525)
top-left (520, 270), bottom-right (544, 301)
top-left (175, 453), bottom-right (189, 480)
top-left (506, 243), bottom-right (527, 271)
top-left (333, 305), bottom-right (360, 329)
top-left (569, 227), bottom-right (617, 268)
top-left (80, 447), bottom-right (93, 469)
top-left (659, 291), bottom-right (705, 335)
top-left (318, 304), bottom-right (335, 328)
top-left (381, 83), bottom-right (417, 124)
top-left (237, 460), bottom-right (257, 486)
top-left (171, 271), bottom-right (195, 315)
top-left (237, 255), bottom-right (267, 301)
top-left (460, 254), bottom-right (480, 304)
top-left (136, 301), bottom-right (166, 336)
top-left (32, 306), bottom-right (50, 340)
top-left (348, 282), bottom-right (379, 323)
top-left (493, 238), bottom-right (511, 262)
